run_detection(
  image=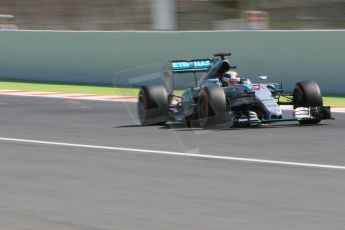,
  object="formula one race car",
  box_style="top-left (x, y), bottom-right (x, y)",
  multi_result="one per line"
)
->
top-left (138, 53), bottom-right (332, 128)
